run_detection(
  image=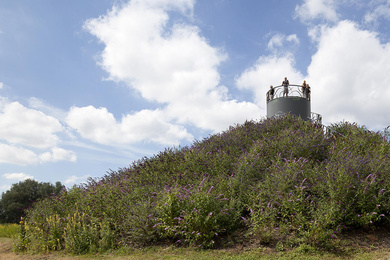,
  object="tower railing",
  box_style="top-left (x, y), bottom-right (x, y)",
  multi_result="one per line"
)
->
top-left (266, 84), bottom-right (311, 102)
